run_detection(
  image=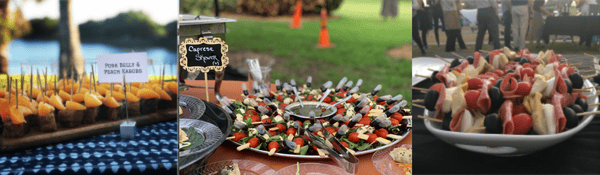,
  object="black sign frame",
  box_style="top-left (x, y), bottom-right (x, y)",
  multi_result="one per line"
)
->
top-left (179, 37), bottom-right (229, 73)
